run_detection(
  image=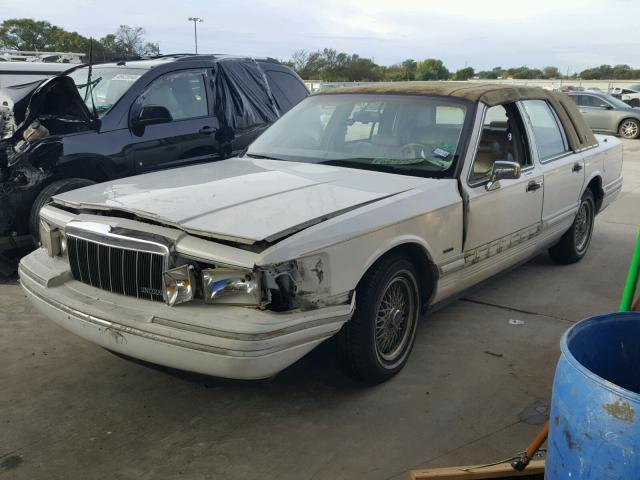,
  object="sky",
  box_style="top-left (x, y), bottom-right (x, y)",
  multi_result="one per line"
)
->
top-left (1, 0), bottom-right (639, 72)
